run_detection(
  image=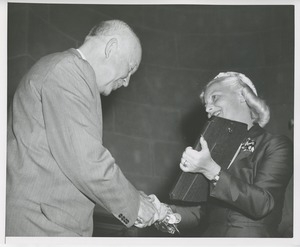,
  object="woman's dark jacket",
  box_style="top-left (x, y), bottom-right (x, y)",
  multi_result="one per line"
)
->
top-left (172, 124), bottom-right (293, 237)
